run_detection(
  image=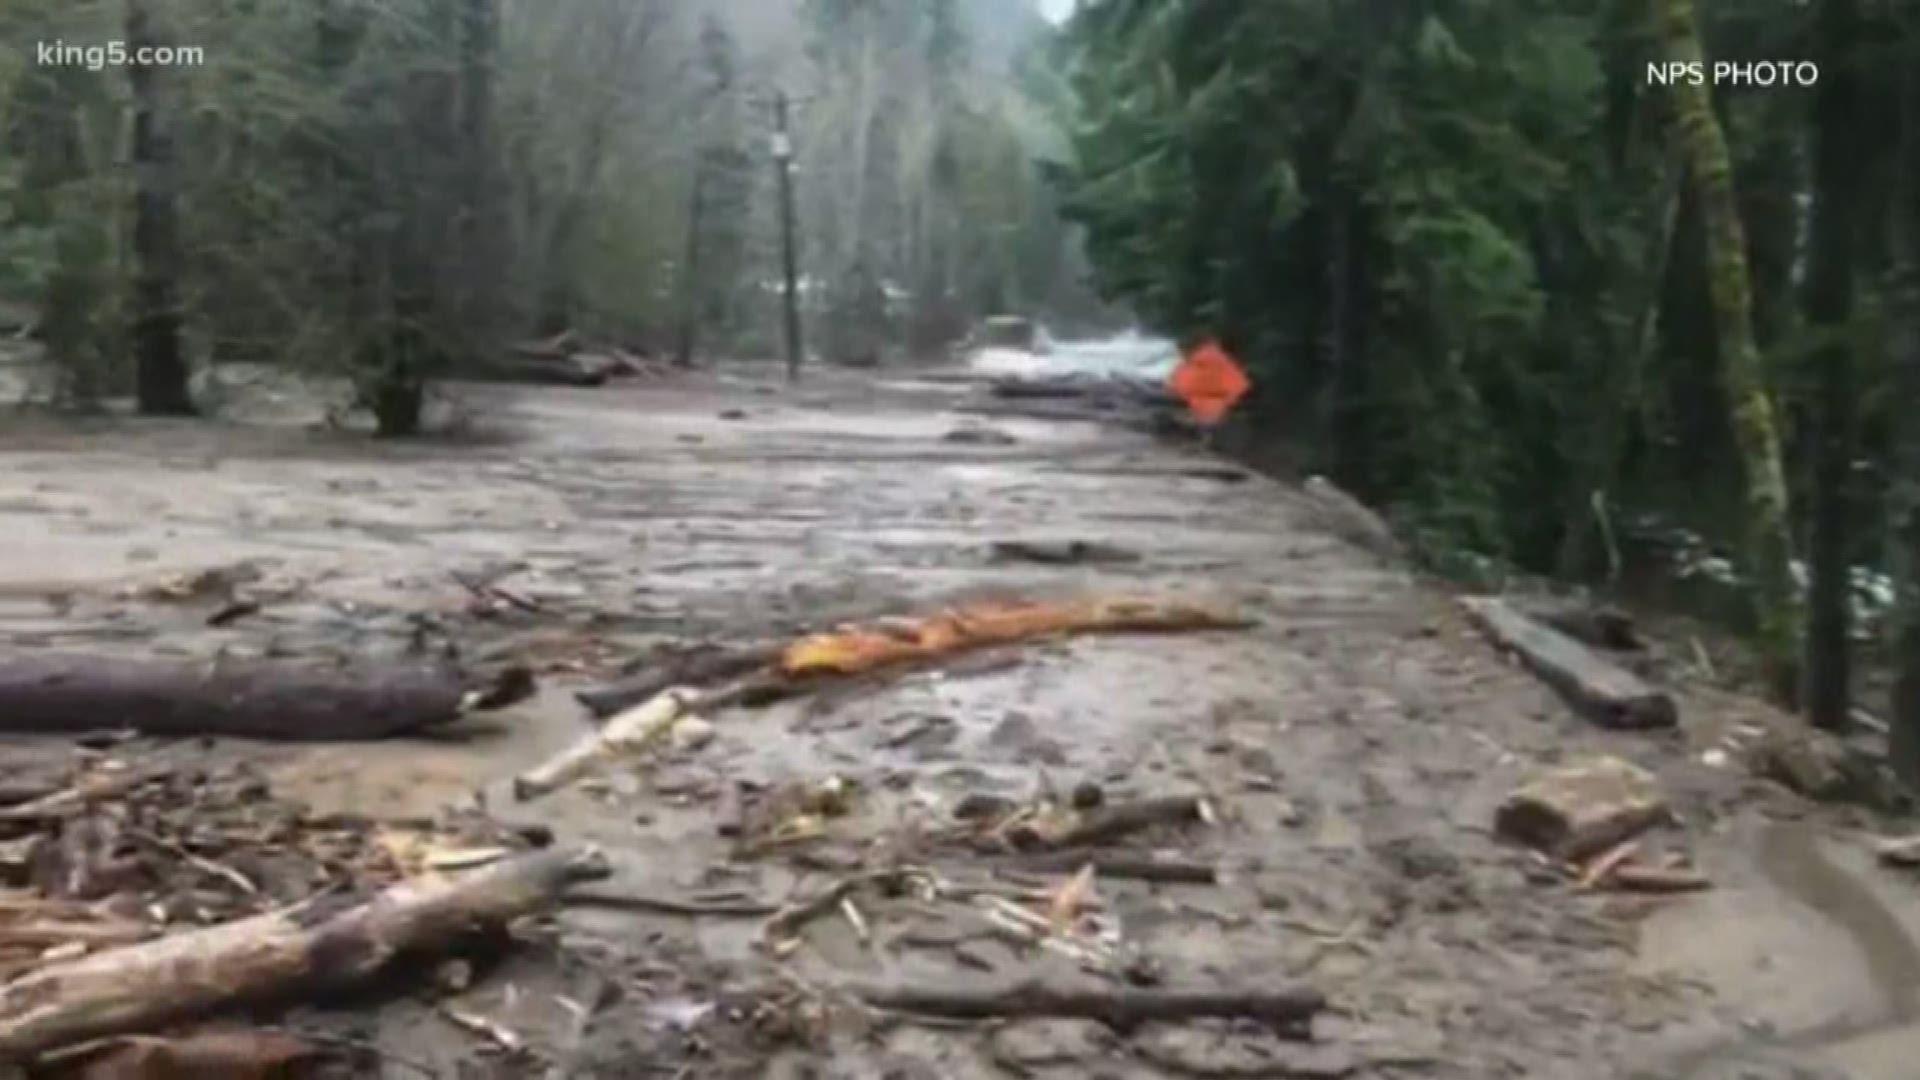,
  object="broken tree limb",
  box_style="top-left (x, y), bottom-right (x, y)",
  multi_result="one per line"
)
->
top-left (0, 847), bottom-right (609, 1062)
top-left (1010, 796), bottom-right (1213, 851)
top-left (854, 977), bottom-right (1326, 1032)
top-left (513, 688), bottom-right (698, 801)
top-left (575, 642), bottom-right (783, 719)
top-left (0, 654), bottom-right (465, 740)
top-left (1459, 597), bottom-right (1677, 729)
top-left (783, 598), bottom-right (1252, 678)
